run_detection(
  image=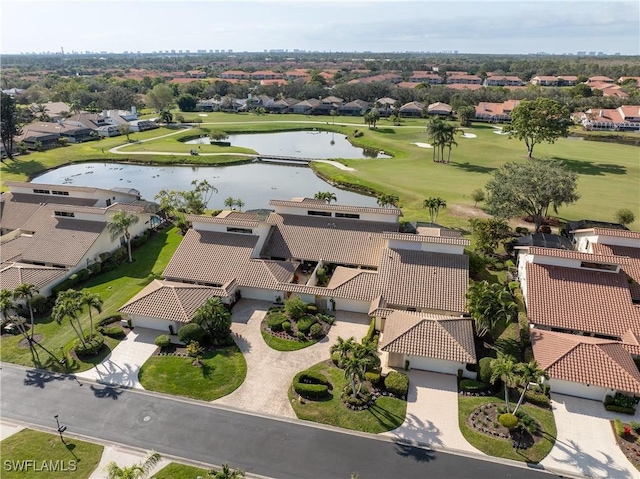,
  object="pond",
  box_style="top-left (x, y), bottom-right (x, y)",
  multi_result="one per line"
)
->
top-left (32, 162), bottom-right (378, 211)
top-left (184, 130), bottom-right (390, 159)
